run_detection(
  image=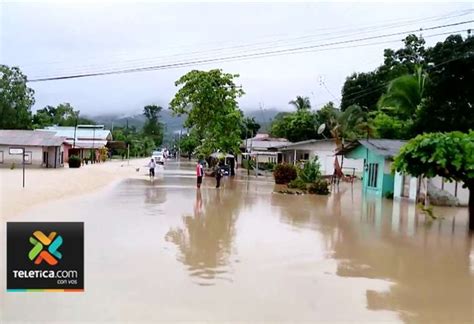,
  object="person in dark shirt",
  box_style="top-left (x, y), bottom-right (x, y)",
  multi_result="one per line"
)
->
top-left (215, 160), bottom-right (224, 188)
